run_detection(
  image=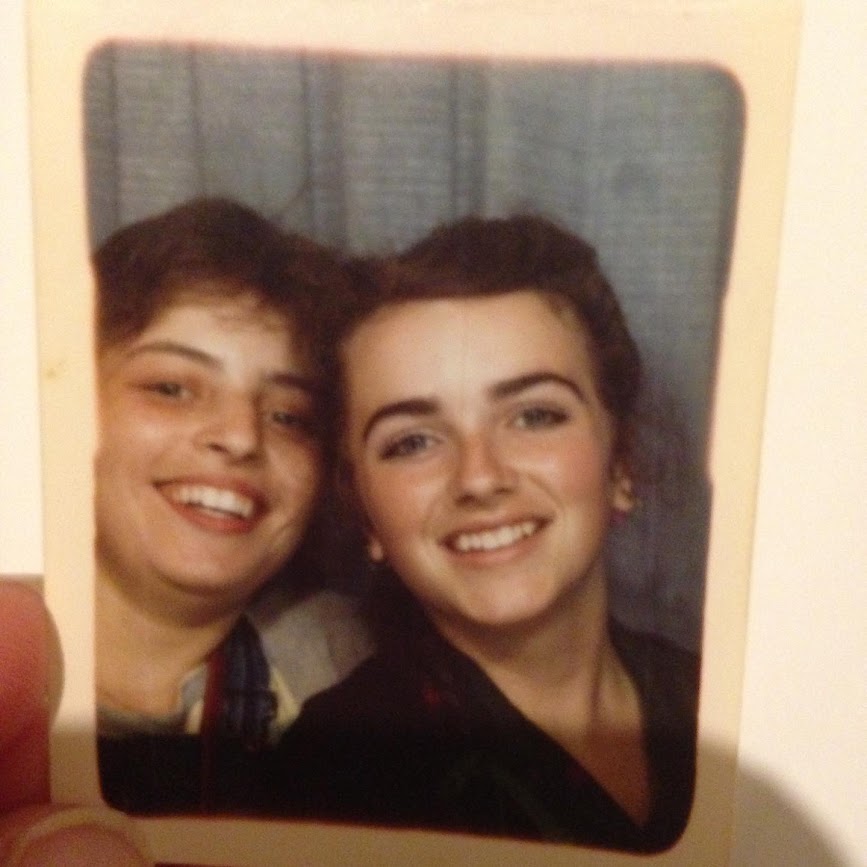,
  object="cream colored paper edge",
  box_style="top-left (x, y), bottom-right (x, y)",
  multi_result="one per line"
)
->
top-left (28, 1), bottom-right (802, 864)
